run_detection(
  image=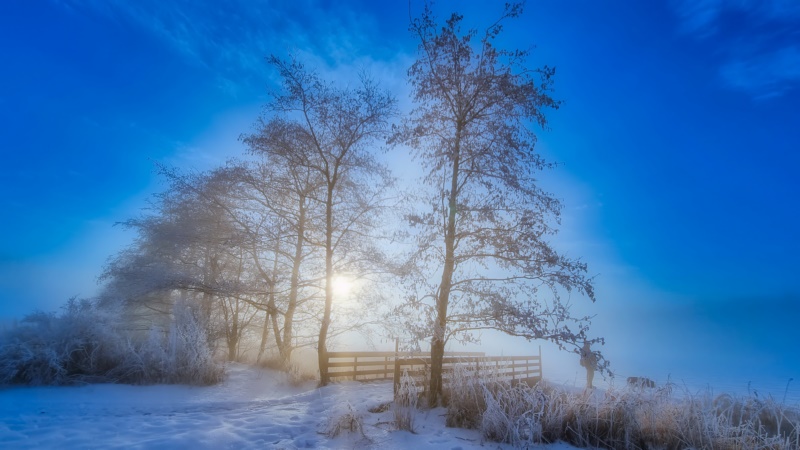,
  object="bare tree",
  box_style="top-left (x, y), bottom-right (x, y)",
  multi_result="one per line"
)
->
top-left (394, 3), bottom-right (604, 404)
top-left (255, 56), bottom-right (396, 385)
top-left (158, 163), bottom-right (325, 365)
top-left (100, 168), bottom-right (259, 360)
top-left (223, 159), bottom-right (324, 367)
